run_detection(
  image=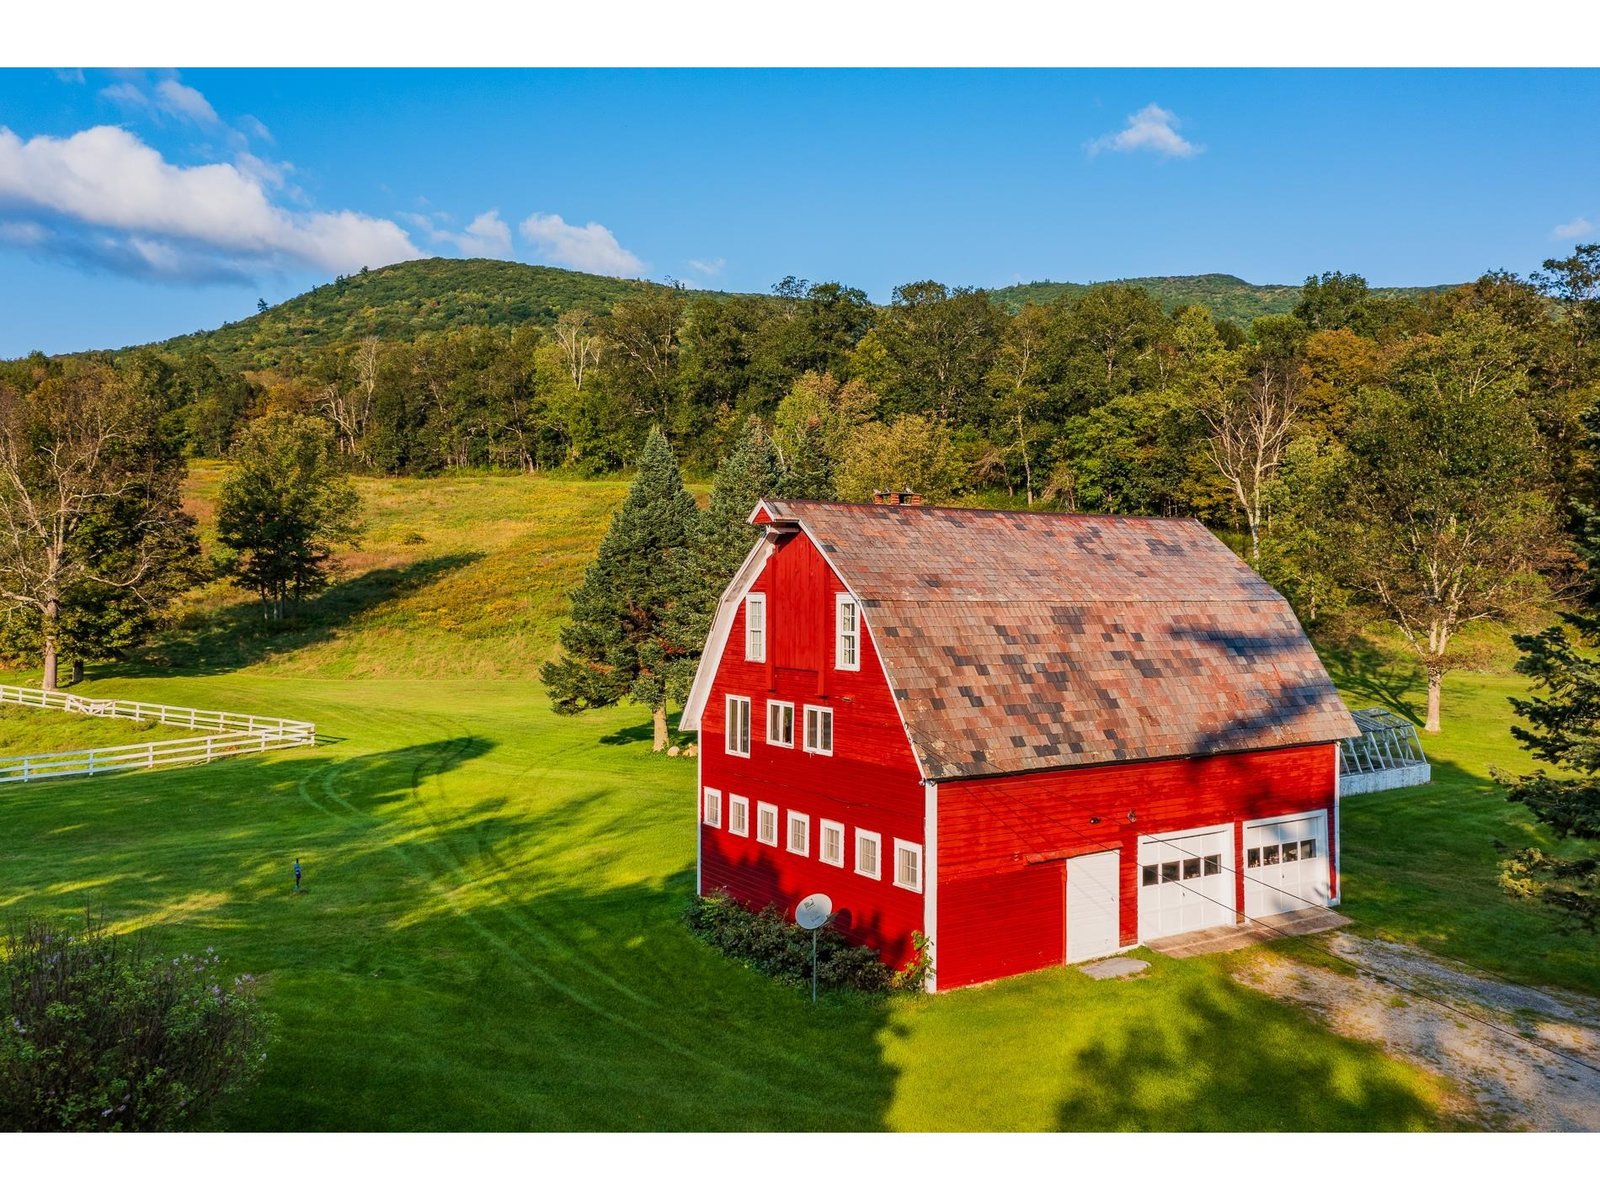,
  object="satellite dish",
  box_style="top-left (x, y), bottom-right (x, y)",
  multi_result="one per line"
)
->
top-left (795, 893), bottom-right (832, 930)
